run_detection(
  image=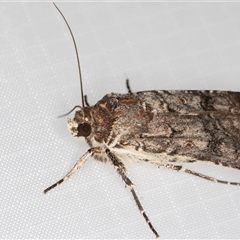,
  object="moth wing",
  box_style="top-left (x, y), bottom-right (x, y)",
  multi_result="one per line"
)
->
top-left (113, 112), bottom-right (240, 169)
top-left (146, 90), bottom-right (240, 114)
top-left (103, 90), bottom-right (240, 168)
